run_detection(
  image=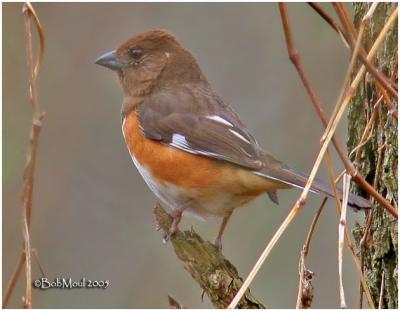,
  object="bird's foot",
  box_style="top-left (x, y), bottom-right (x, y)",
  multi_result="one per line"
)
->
top-left (213, 236), bottom-right (223, 251)
top-left (162, 210), bottom-right (182, 244)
